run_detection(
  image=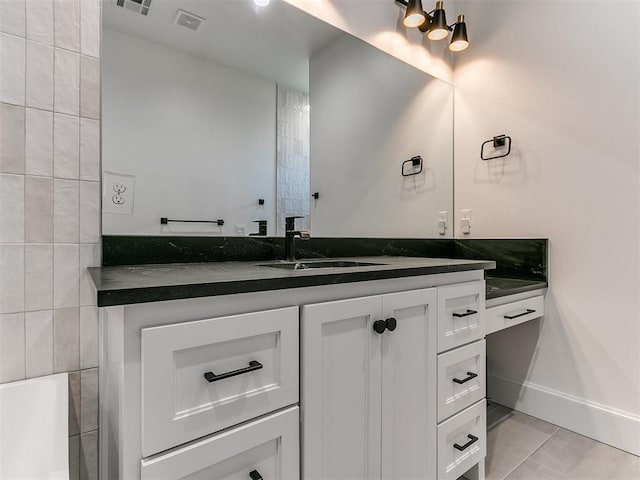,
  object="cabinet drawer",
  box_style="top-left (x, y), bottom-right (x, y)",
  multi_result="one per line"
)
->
top-left (437, 340), bottom-right (485, 422)
top-left (437, 281), bottom-right (485, 353)
top-left (437, 400), bottom-right (486, 480)
top-left (141, 307), bottom-right (299, 456)
top-left (486, 295), bottom-right (544, 335)
top-left (140, 406), bottom-right (299, 480)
